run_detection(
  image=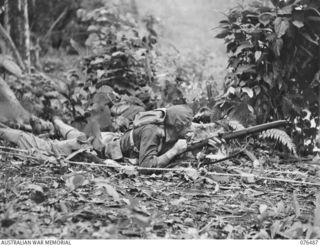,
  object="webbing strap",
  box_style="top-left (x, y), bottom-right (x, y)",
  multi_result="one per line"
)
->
top-left (129, 129), bottom-right (139, 152)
